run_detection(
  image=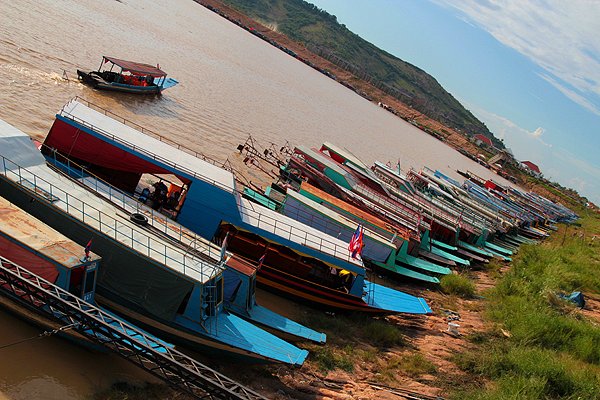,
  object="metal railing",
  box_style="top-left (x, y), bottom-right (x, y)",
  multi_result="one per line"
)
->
top-left (238, 195), bottom-right (359, 265)
top-left (352, 184), bottom-right (420, 226)
top-left (44, 151), bottom-right (225, 264)
top-left (0, 155), bottom-right (222, 282)
top-left (0, 255), bottom-right (265, 400)
top-left (45, 148), bottom-right (359, 268)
